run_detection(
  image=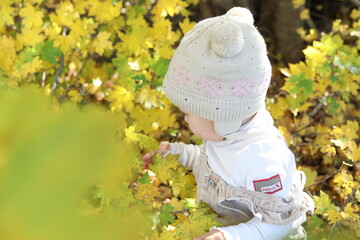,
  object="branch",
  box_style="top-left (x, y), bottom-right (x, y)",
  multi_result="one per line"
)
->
top-left (305, 162), bottom-right (345, 189)
top-left (308, 102), bottom-right (324, 119)
top-left (170, 208), bottom-right (191, 214)
top-left (51, 55), bottom-right (64, 93)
